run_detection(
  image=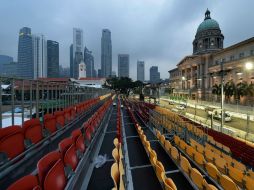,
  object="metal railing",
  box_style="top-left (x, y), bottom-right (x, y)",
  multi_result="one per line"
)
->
top-left (0, 76), bottom-right (111, 128)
